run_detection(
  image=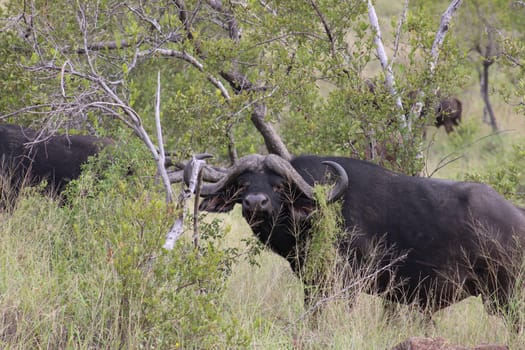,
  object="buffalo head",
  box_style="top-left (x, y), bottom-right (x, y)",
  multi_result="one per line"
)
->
top-left (191, 154), bottom-right (347, 222)
top-left (434, 97), bottom-right (462, 133)
top-left (184, 154), bottom-right (348, 260)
